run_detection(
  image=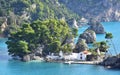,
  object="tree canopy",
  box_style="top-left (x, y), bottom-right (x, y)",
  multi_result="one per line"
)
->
top-left (105, 32), bottom-right (113, 39)
top-left (6, 19), bottom-right (77, 57)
